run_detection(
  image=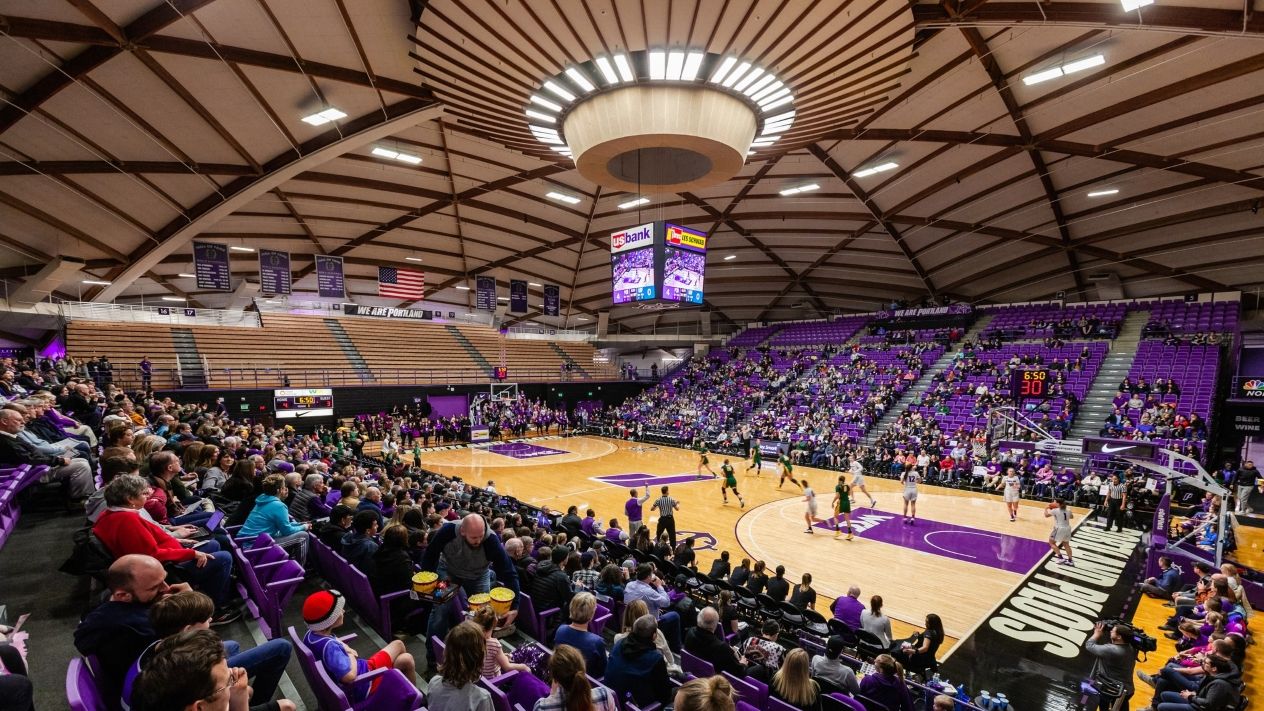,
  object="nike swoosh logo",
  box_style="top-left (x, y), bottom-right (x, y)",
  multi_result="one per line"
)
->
top-left (1100, 444), bottom-right (1133, 453)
